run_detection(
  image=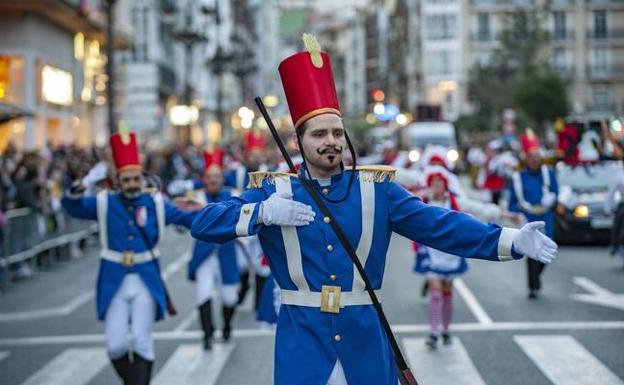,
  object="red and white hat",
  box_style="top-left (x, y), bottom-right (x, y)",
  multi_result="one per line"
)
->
top-left (203, 146), bottom-right (225, 172)
top-left (279, 34), bottom-right (340, 130)
top-left (425, 165), bottom-right (450, 190)
top-left (520, 128), bottom-right (541, 154)
top-left (422, 145), bottom-right (451, 169)
top-left (245, 129), bottom-right (265, 154)
top-left (110, 124), bottom-right (141, 172)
